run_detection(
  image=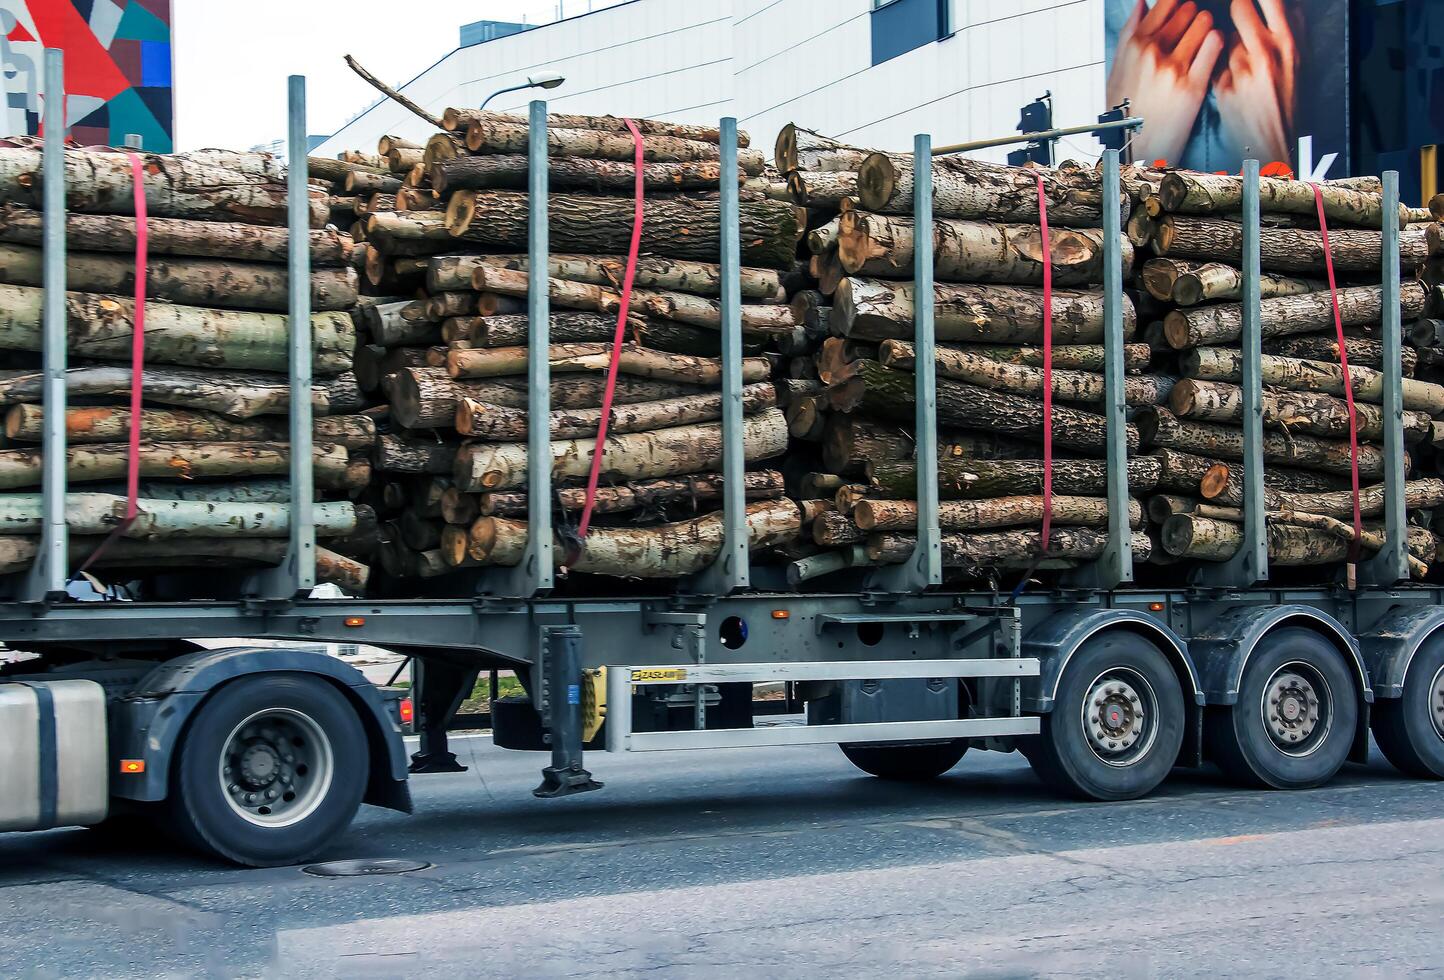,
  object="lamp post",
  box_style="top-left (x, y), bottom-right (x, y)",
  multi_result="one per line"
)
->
top-left (480, 73), bottom-right (565, 111)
